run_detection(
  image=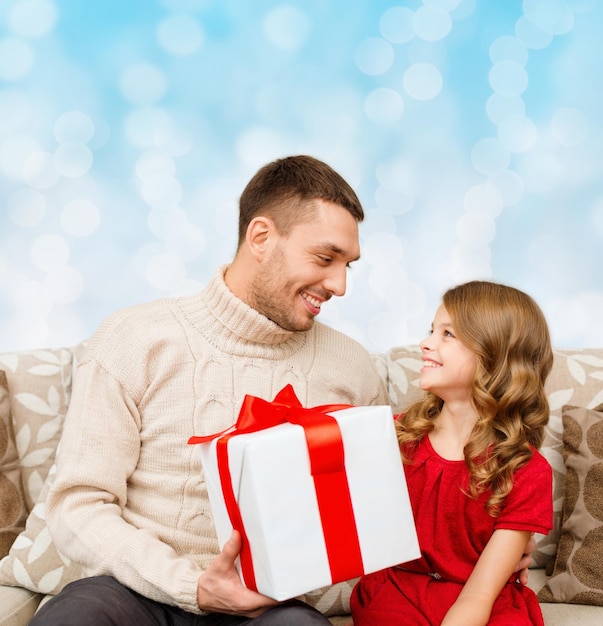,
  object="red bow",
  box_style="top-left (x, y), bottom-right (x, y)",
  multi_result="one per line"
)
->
top-left (189, 384), bottom-right (364, 591)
